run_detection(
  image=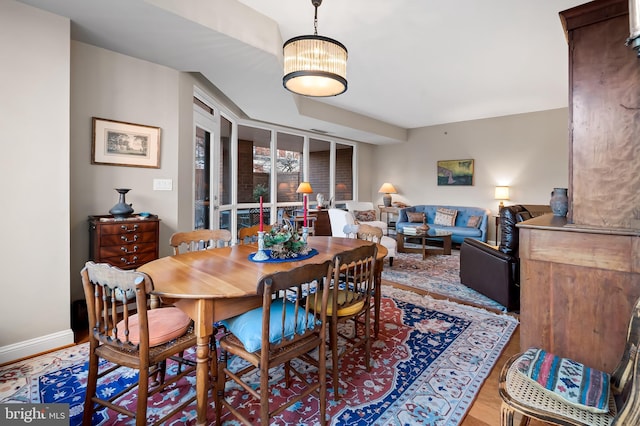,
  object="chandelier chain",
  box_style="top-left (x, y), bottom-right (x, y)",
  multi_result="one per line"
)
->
top-left (313, 3), bottom-right (319, 36)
